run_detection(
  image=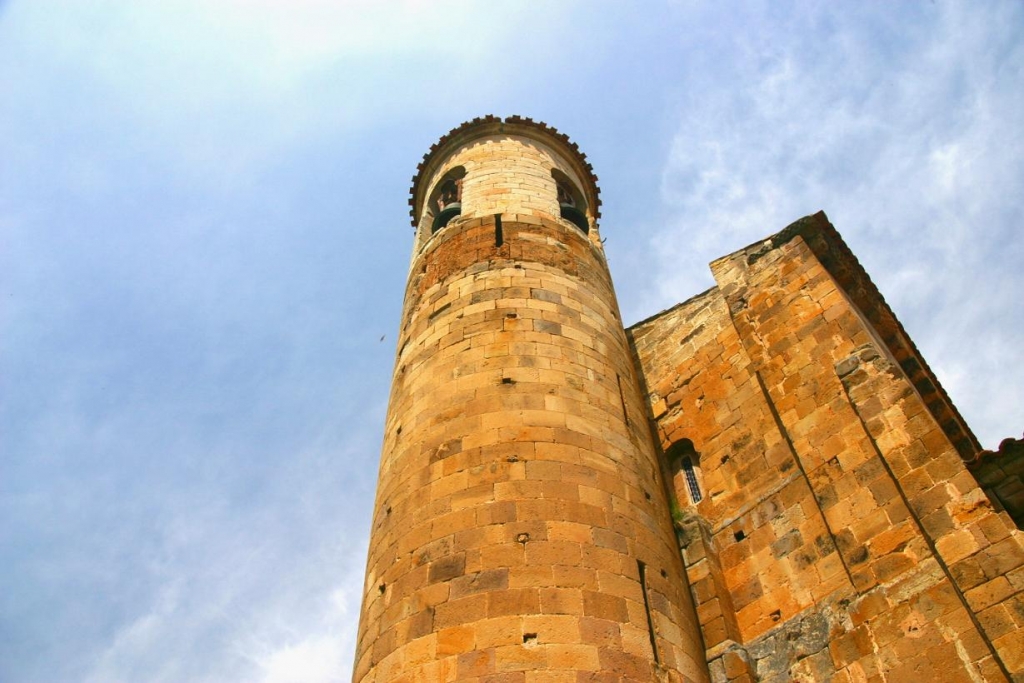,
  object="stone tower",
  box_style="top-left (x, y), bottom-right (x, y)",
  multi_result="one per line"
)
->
top-left (355, 116), bottom-right (1024, 682)
top-left (353, 116), bottom-right (709, 682)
